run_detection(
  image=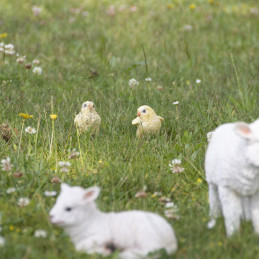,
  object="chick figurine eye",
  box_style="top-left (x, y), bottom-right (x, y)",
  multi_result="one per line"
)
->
top-left (83, 103), bottom-right (87, 108)
top-left (142, 109), bottom-right (146, 113)
top-left (65, 207), bottom-right (72, 212)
